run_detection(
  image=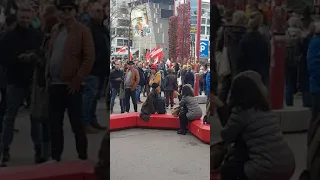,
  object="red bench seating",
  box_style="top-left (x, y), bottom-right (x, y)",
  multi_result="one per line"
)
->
top-left (110, 113), bottom-right (210, 144)
top-left (0, 160), bottom-right (97, 180)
